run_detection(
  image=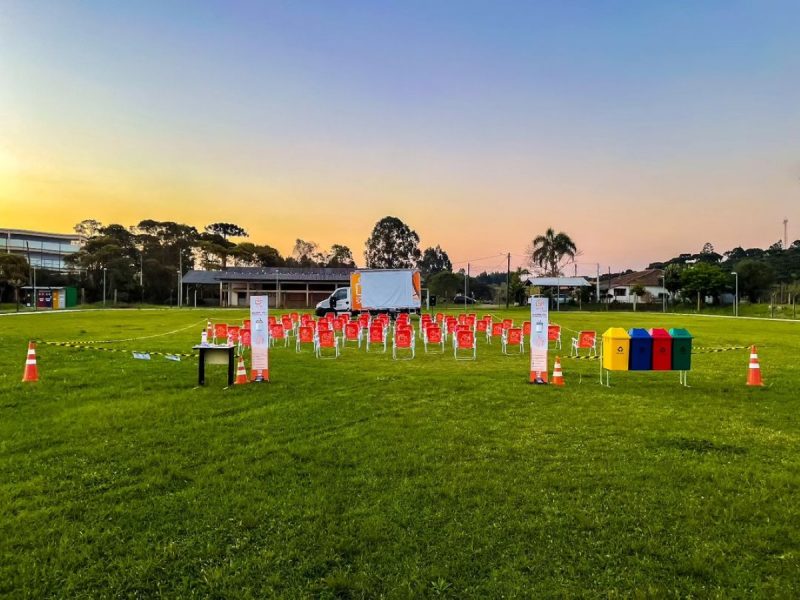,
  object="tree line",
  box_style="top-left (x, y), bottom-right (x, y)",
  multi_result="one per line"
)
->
top-left (647, 240), bottom-right (800, 307)
top-left (0, 218), bottom-right (581, 307)
top-left (0, 216), bottom-right (460, 305)
top-left (3, 215), bottom-right (795, 308)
